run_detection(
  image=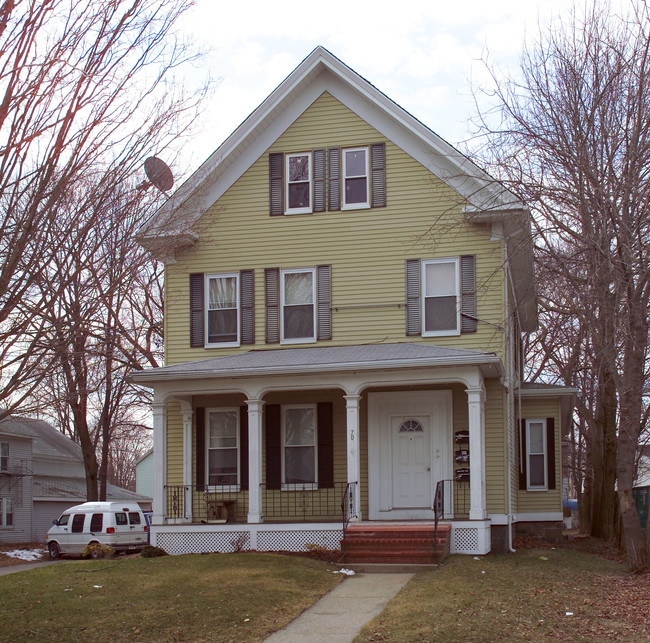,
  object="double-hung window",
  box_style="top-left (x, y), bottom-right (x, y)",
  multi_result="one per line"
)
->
top-left (282, 405), bottom-right (317, 489)
top-left (0, 443), bottom-right (7, 472)
top-left (281, 268), bottom-right (316, 343)
top-left (422, 258), bottom-right (460, 335)
top-left (206, 273), bottom-right (239, 346)
top-left (526, 419), bottom-right (547, 490)
top-left (0, 498), bottom-right (13, 527)
top-left (207, 408), bottom-right (239, 489)
top-left (342, 147), bottom-right (369, 209)
top-left (286, 152), bottom-right (312, 214)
